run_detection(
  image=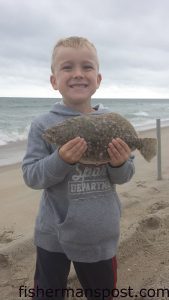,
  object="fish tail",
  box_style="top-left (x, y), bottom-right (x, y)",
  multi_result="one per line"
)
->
top-left (139, 138), bottom-right (157, 162)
